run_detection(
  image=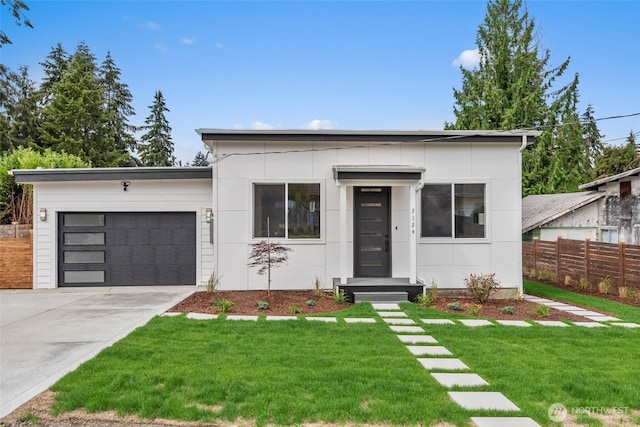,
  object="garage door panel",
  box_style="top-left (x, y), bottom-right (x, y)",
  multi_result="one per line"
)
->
top-left (59, 212), bottom-right (196, 287)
